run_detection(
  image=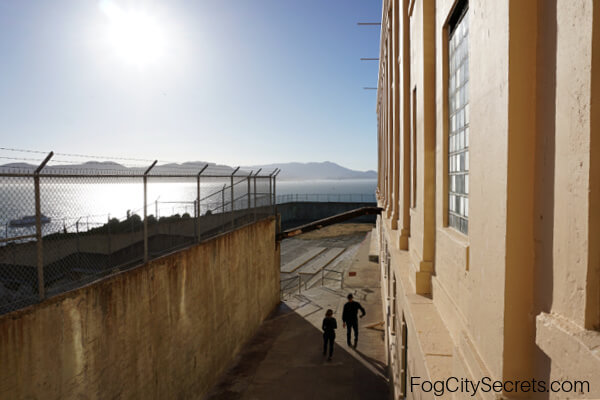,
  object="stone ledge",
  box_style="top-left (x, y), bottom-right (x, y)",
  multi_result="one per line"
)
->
top-left (380, 216), bottom-right (455, 384)
top-left (536, 312), bottom-right (600, 394)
